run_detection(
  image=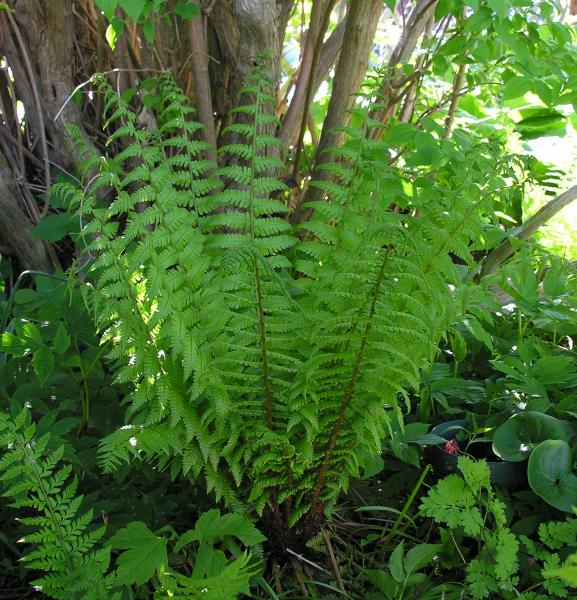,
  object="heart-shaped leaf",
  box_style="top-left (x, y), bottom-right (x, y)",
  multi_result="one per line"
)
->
top-left (527, 439), bottom-right (577, 512)
top-left (493, 411), bottom-right (569, 462)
